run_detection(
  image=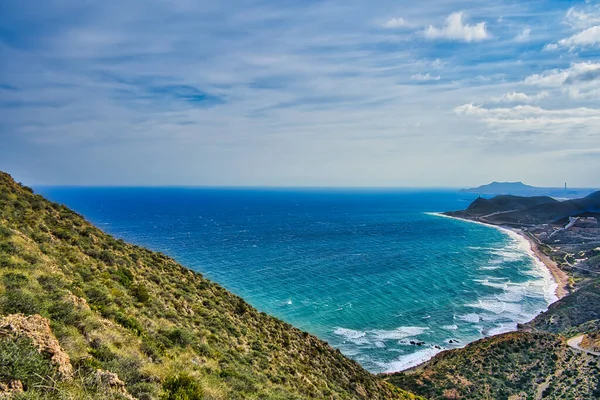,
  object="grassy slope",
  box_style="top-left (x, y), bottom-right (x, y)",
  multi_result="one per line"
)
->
top-left (385, 278), bottom-right (600, 399)
top-left (0, 172), bottom-right (418, 400)
top-left (384, 331), bottom-right (600, 399)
